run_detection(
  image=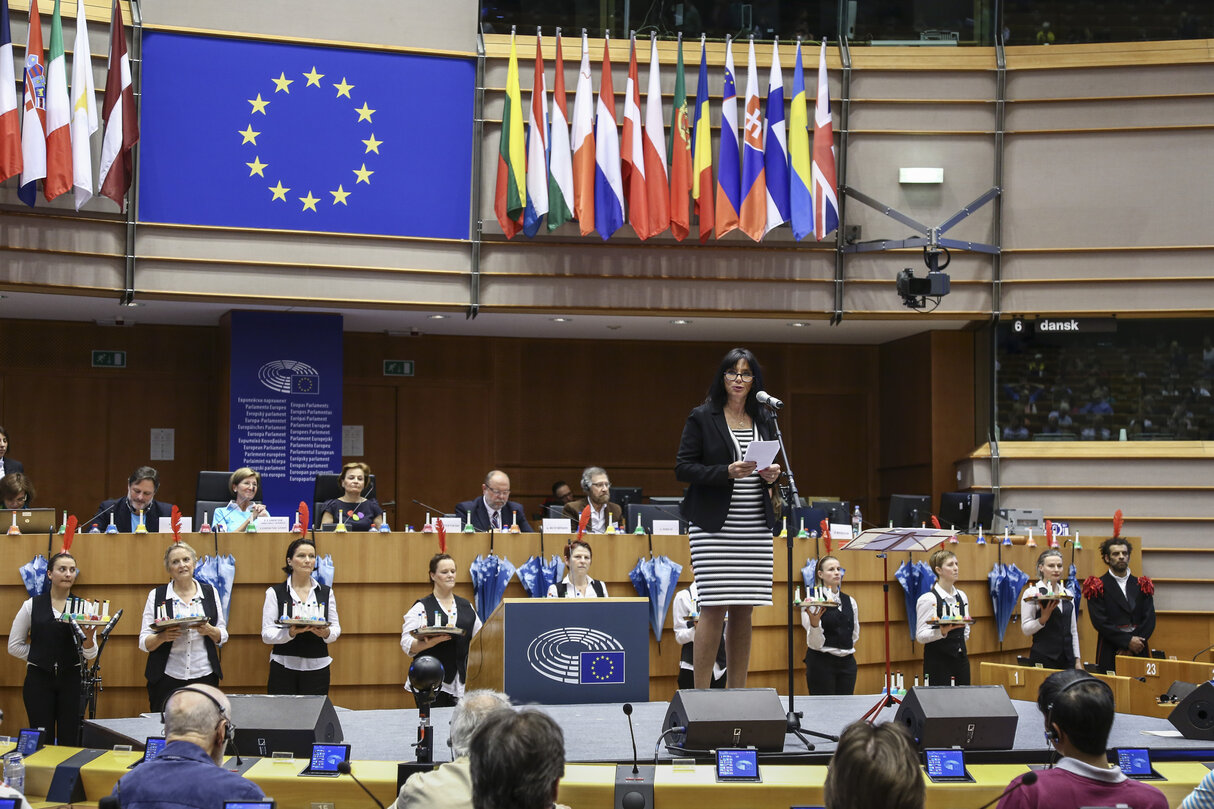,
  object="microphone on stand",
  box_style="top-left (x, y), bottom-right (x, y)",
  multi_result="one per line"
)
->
top-left (79, 500), bottom-right (122, 533)
top-left (756, 390), bottom-right (784, 410)
top-left (972, 770), bottom-right (1037, 809)
top-left (337, 760), bottom-right (386, 809)
top-left (623, 703), bottom-right (639, 775)
top-left (614, 703), bottom-right (654, 809)
top-left (98, 609), bottom-right (124, 641)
